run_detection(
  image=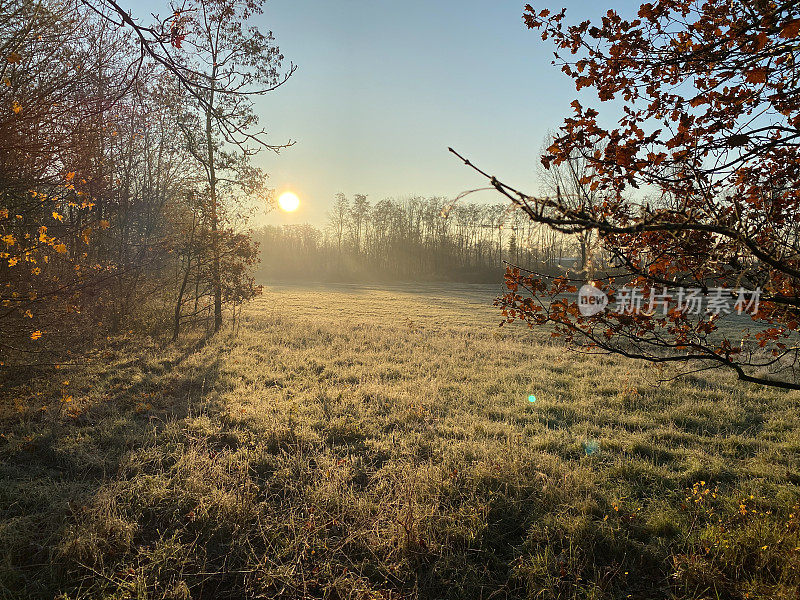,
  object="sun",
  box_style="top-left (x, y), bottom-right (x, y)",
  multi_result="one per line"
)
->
top-left (278, 191), bottom-right (300, 212)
